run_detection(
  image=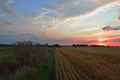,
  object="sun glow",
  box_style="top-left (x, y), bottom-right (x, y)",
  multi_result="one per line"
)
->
top-left (98, 38), bottom-right (107, 42)
top-left (97, 38), bottom-right (108, 46)
top-left (98, 42), bottom-right (106, 46)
